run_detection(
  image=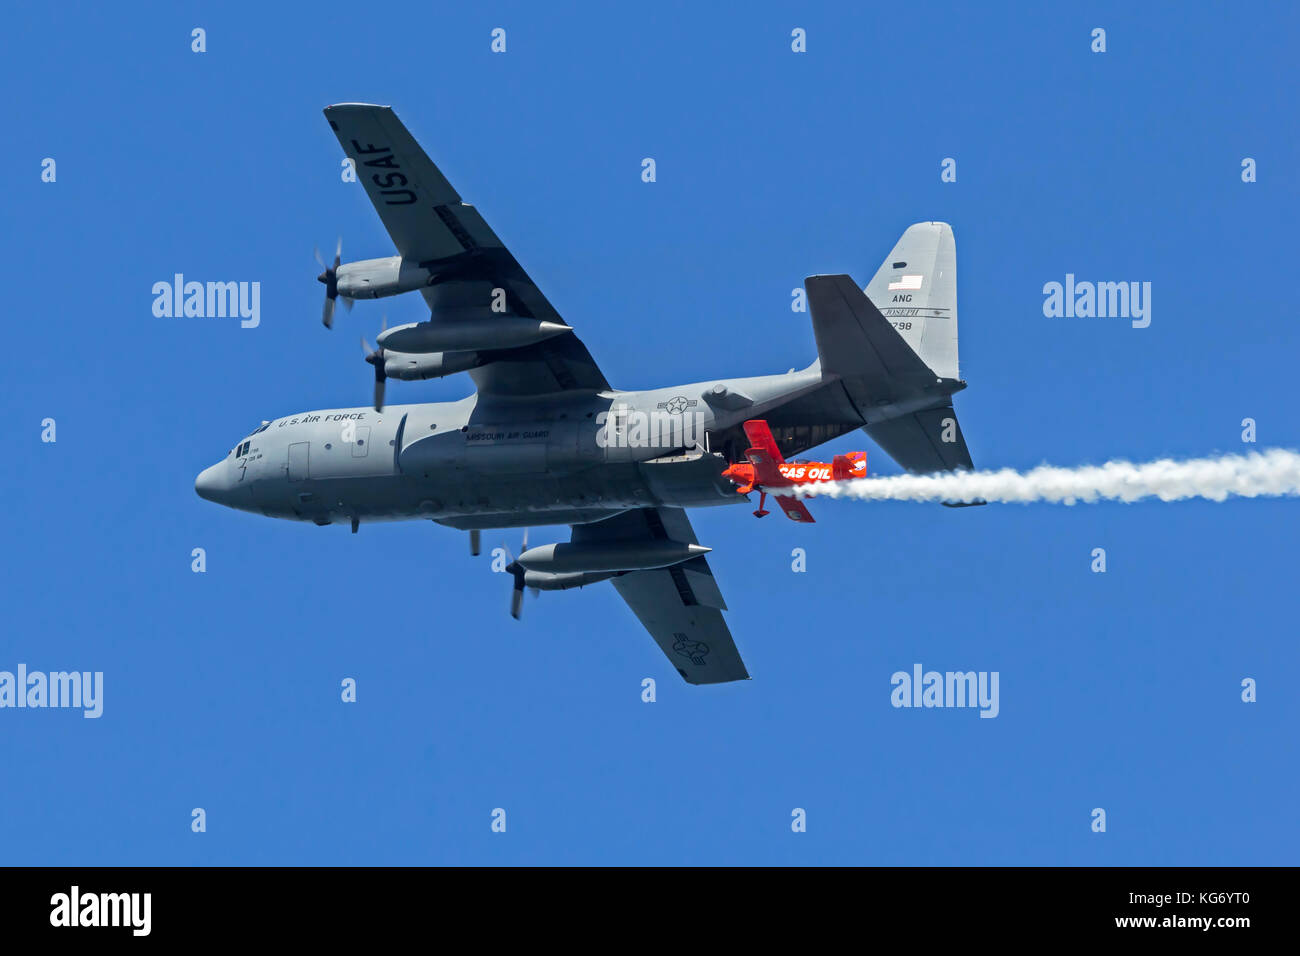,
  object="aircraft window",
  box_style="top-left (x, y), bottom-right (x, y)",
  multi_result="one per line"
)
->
top-left (892, 261), bottom-right (907, 268)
